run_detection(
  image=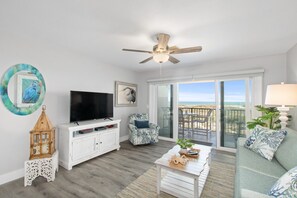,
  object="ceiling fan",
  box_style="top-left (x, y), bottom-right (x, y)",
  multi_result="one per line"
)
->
top-left (122, 33), bottom-right (202, 64)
